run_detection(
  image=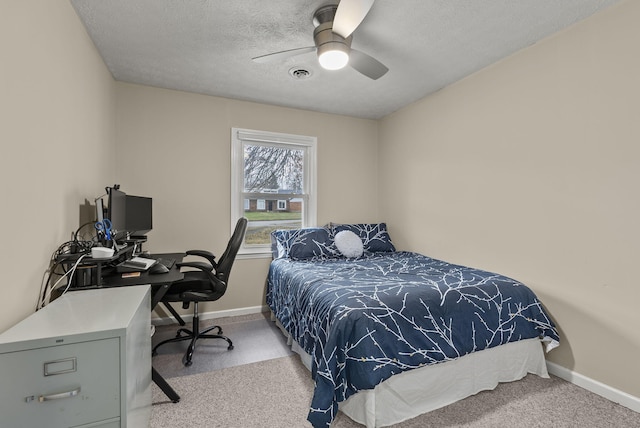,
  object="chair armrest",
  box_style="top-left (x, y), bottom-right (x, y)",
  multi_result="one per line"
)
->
top-left (176, 261), bottom-right (214, 272)
top-left (186, 249), bottom-right (217, 266)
